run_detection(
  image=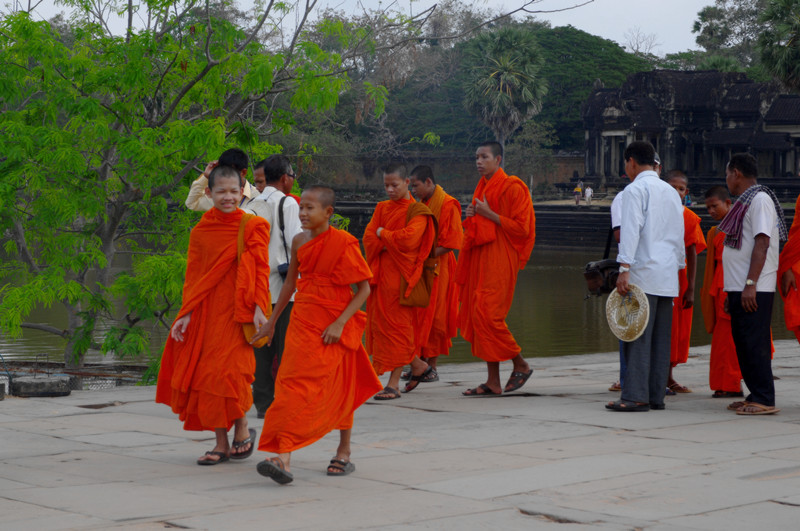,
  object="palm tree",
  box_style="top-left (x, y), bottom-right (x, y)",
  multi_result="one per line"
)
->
top-left (462, 27), bottom-right (548, 153)
top-left (758, 0), bottom-right (800, 92)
